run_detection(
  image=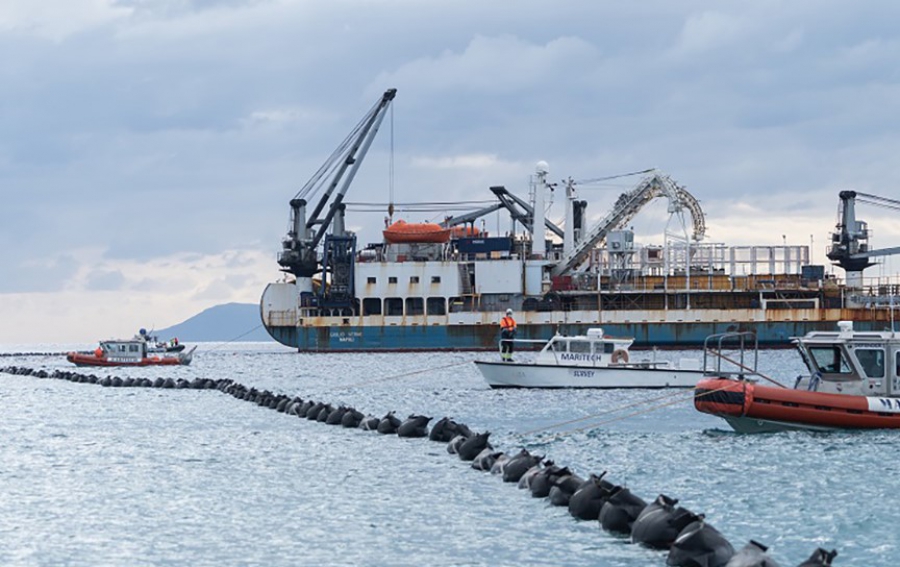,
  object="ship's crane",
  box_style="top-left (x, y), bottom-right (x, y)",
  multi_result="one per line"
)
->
top-left (440, 186), bottom-right (566, 239)
top-left (550, 171), bottom-right (706, 277)
top-left (278, 88), bottom-right (397, 279)
top-left (826, 190), bottom-right (900, 287)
